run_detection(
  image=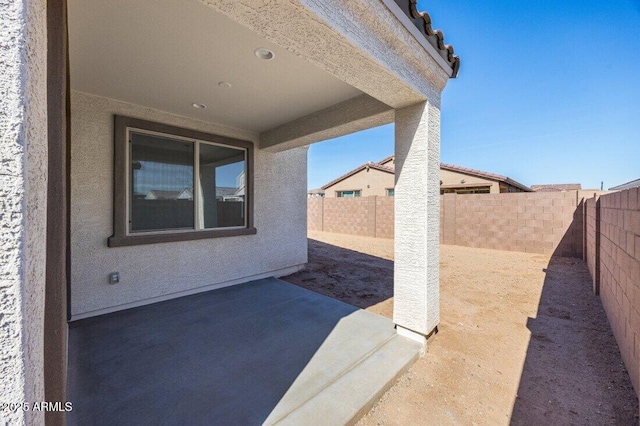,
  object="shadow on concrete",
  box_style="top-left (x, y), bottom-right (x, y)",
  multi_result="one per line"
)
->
top-left (283, 238), bottom-right (394, 309)
top-left (509, 256), bottom-right (638, 425)
top-left (67, 278), bottom-right (359, 425)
